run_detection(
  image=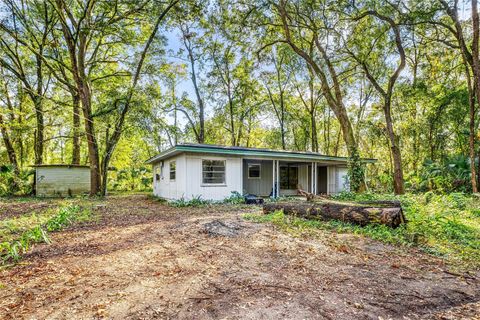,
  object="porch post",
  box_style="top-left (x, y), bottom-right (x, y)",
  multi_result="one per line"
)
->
top-left (272, 160), bottom-right (276, 198)
top-left (326, 166), bottom-right (330, 194)
top-left (314, 162), bottom-right (317, 194)
top-left (276, 160), bottom-right (280, 198)
top-left (311, 162), bottom-right (314, 194)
